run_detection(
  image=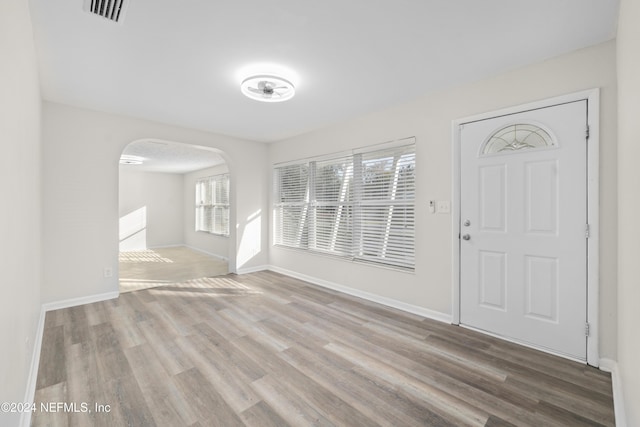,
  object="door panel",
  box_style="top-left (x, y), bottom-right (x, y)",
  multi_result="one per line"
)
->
top-left (460, 101), bottom-right (587, 360)
top-left (524, 255), bottom-right (558, 321)
top-left (479, 165), bottom-right (507, 232)
top-left (479, 250), bottom-right (507, 310)
top-left (525, 160), bottom-right (558, 235)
